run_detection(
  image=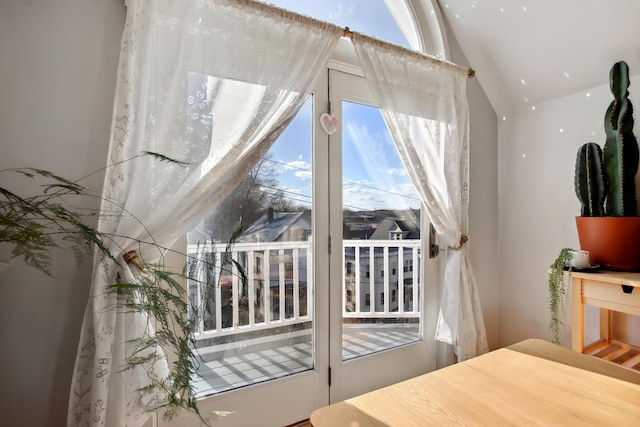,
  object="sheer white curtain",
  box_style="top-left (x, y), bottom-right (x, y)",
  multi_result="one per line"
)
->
top-left (352, 36), bottom-right (488, 361)
top-left (68, 0), bottom-right (342, 425)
